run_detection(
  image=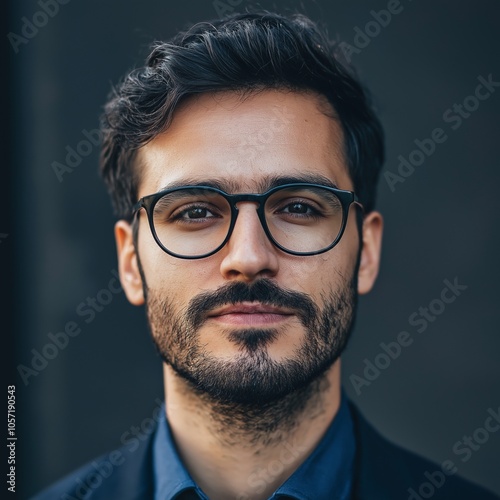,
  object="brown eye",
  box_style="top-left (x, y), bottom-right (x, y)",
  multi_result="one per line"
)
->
top-left (286, 202), bottom-right (310, 214)
top-left (185, 207), bottom-right (211, 219)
